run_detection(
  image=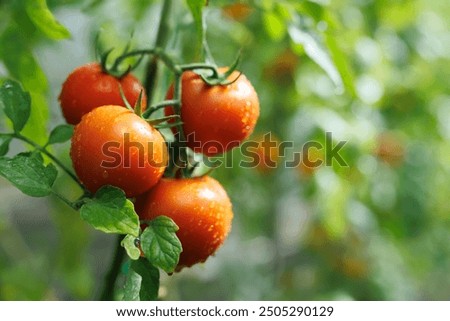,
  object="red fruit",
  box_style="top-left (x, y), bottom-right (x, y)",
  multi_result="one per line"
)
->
top-left (165, 68), bottom-right (259, 156)
top-left (70, 105), bottom-right (167, 197)
top-left (59, 62), bottom-right (147, 125)
top-left (135, 176), bottom-right (233, 271)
